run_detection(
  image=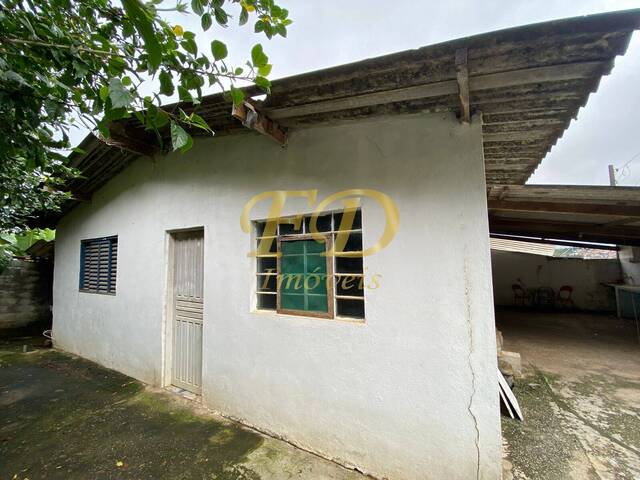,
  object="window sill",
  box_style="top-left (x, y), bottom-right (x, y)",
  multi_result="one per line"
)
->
top-left (78, 290), bottom-right (116, 296)
top-left (251, 308), bottom-right (365, 324)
